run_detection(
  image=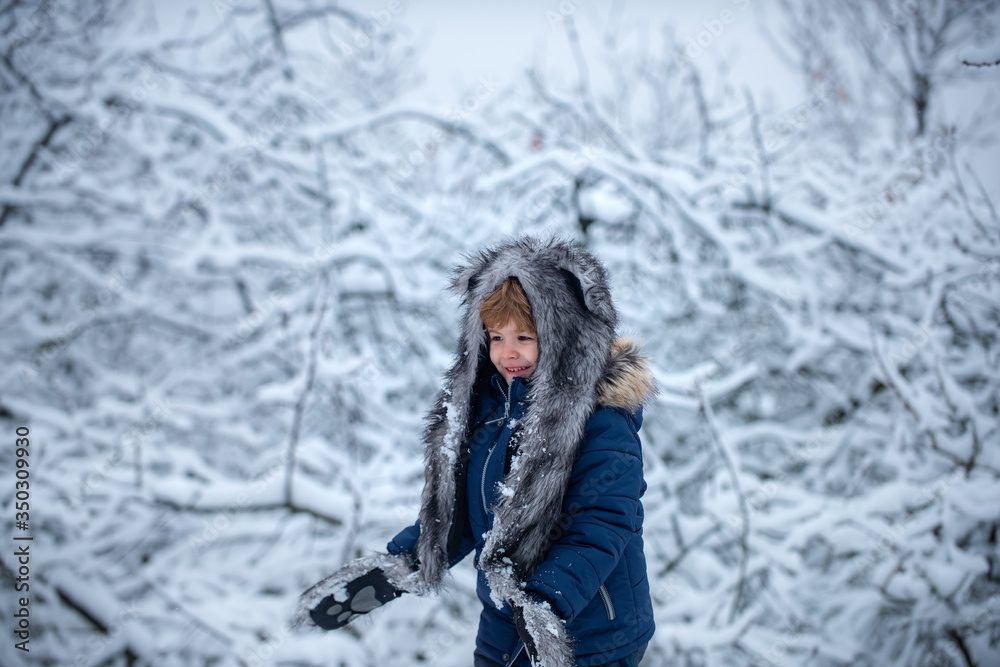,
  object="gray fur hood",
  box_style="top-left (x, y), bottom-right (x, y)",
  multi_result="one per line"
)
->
top-left (417, 236), bottom-right (654, 666)
top-left (419, 237), bottom-right (617, 586)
